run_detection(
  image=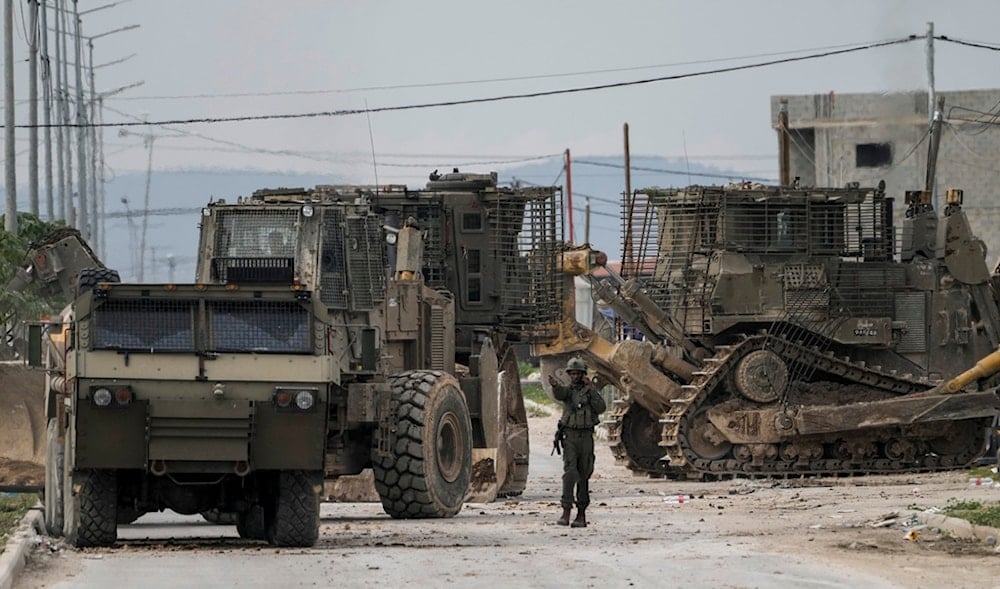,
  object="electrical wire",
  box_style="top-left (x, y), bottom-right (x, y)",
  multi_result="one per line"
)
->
top-left (935, 35), bottom-right (1000, 52)
top-left (575, 159), bottom-right (777, 183)
top-left (8, 36), bottom-right (921, 130)
top-left (105, 38), bottom-right (917, 103)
